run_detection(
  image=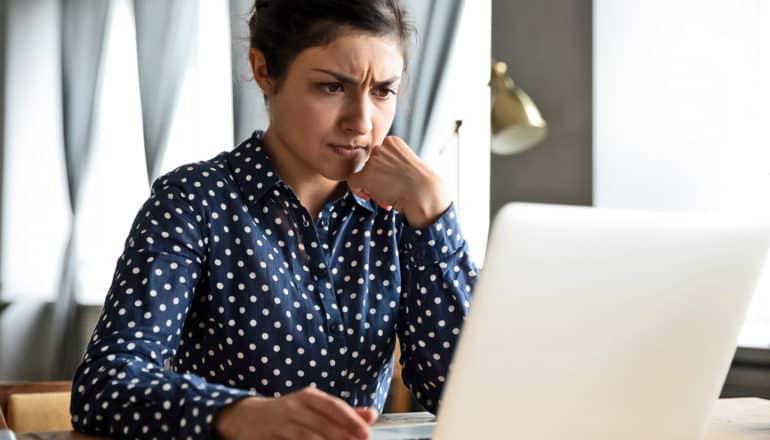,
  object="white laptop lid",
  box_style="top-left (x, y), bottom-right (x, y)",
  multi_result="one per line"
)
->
top-left (432, 203), bottom-right (770, 440)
